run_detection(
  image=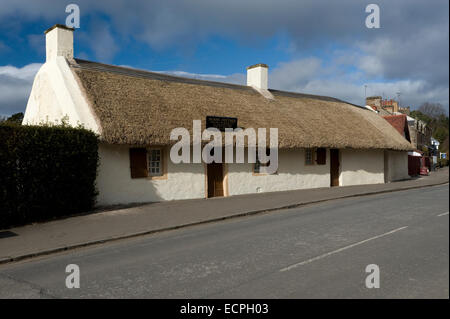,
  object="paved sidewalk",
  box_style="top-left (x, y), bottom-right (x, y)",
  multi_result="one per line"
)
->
top-left (0, 167), bottom-right (448, 264)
